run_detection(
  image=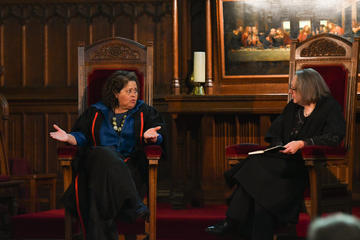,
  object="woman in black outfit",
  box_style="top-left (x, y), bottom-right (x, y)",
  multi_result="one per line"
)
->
top-left (50, 70), bottom-right (166, 240)
top-left (206, 68), bottom-right (346, 240)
